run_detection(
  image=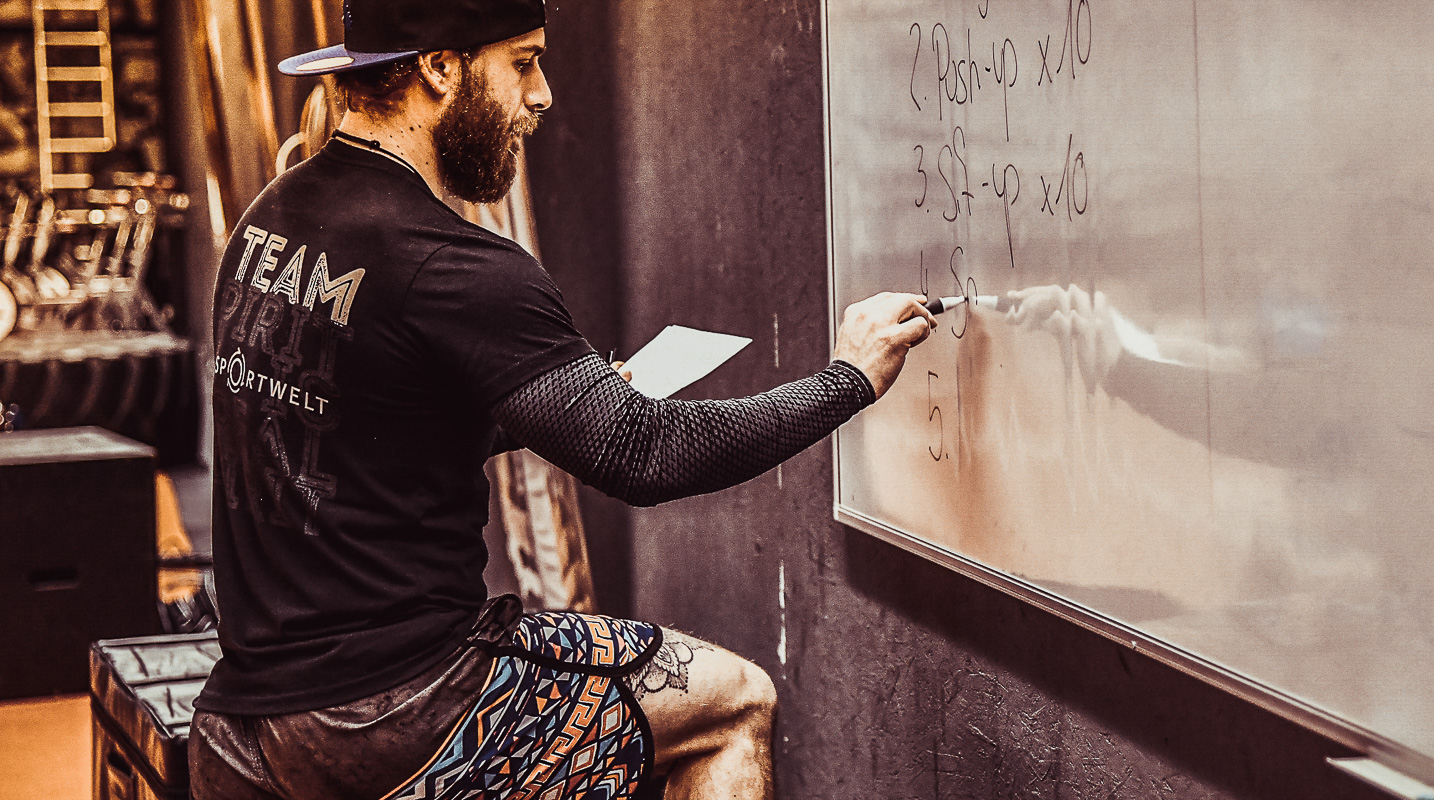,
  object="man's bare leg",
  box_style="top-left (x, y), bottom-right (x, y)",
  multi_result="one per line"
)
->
top-left (627, 629), bottom-right (777, 800)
